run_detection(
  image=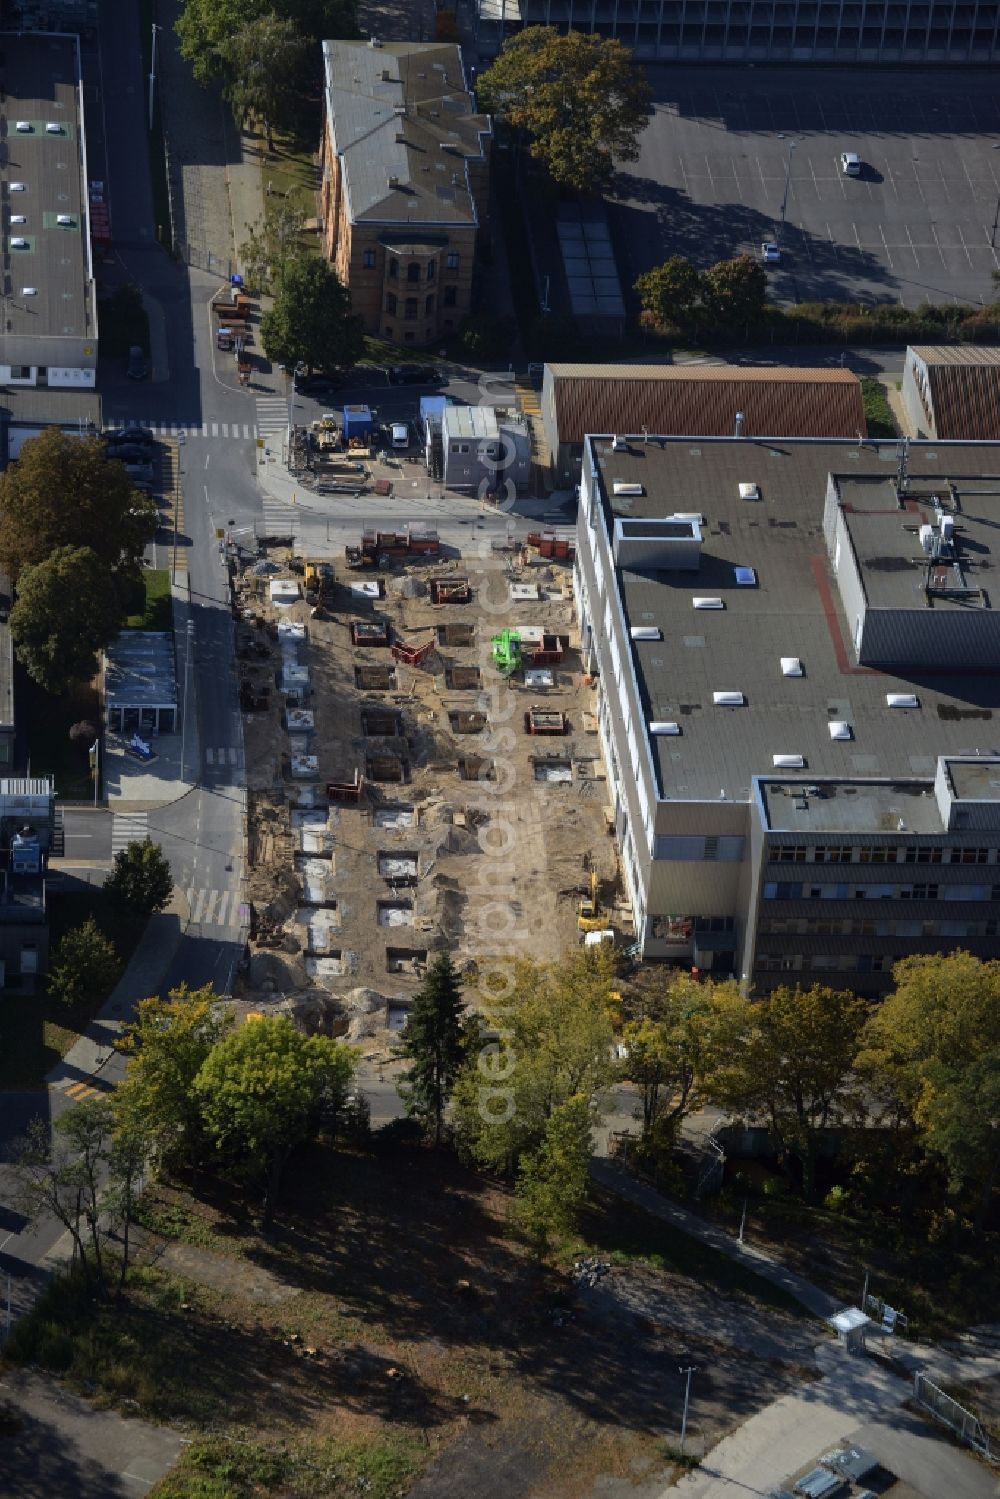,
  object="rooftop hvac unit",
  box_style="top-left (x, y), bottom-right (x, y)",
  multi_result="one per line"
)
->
top-left (886, 693), bottom-right (919, 709)
top-left (10, 182), bottom-right (26, 192)
top-left (940, 513), bottom-right (955, 542)
top-left (738, 482), bottom-right (761, 500)
top-left (780, 657), bottom-right (803, 677)
top-left (919, 524), bottom-right (935, 554)
top-left (828, 721), bottom-right (852, 740)
top-left (693, 597), bottom-right (724, 610)
top-left (21, 287), bottom-right (37, 296)
top-left (611, 436), bottom-right (628, 452)
top-left (10, 215), bottom-right (26, 224)
top-left (14, 120), bottom-right (31, 132)
top-left (649, 721), bottom-right (681, 736)
top-left (55, 214), bottom-right (74, 226)
top-left (10, 237), bottom-right (27, 249)
top-left (613, 481), bottom-right (644, 496)
top-left (772, 754), bottom-right (806, 769)
top-left (45, 122), bottom-right (63, 133)
top-left (630, 626), bottom-right (662, 641)
top-left (713, 690), bottom-right (745, 706)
